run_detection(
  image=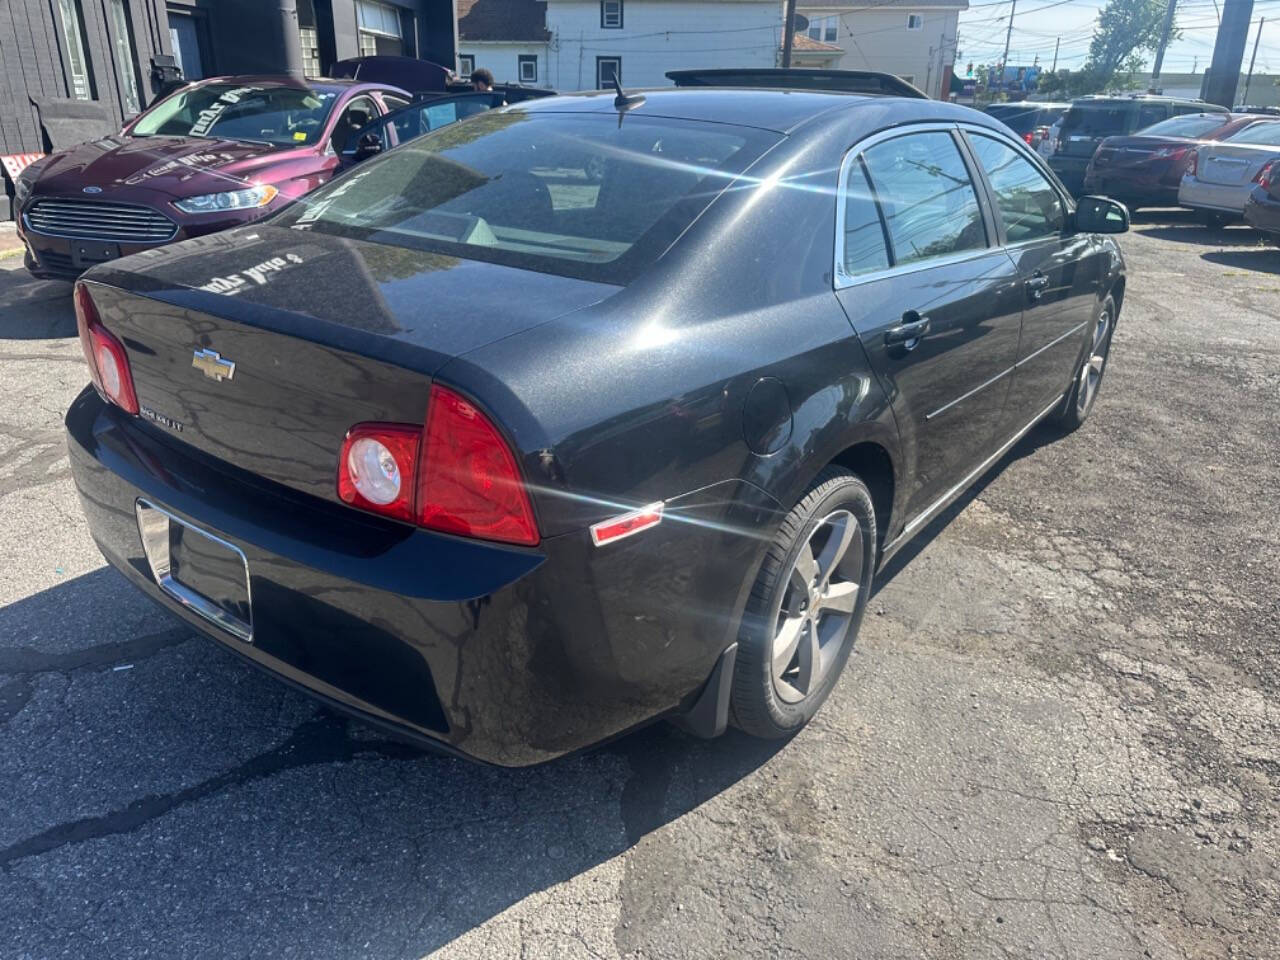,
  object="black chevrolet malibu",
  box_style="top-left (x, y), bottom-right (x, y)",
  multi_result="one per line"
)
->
top-left (66, 85), bottom-right (1128, 765)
